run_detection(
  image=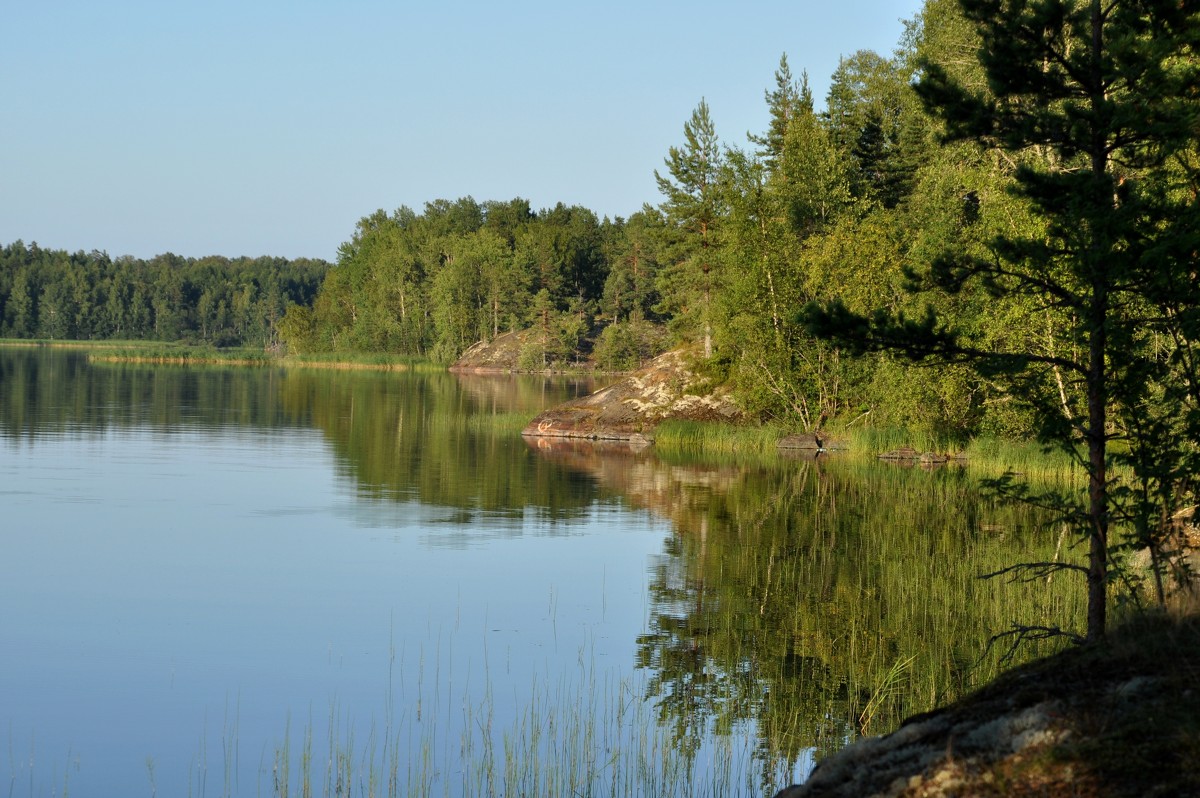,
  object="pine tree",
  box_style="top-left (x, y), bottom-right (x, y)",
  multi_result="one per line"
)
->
top-left (804, 0), bottom-right (1200, 641)
top-left (748, 54), bottom-right (813, 168)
